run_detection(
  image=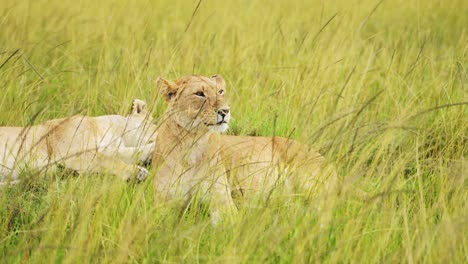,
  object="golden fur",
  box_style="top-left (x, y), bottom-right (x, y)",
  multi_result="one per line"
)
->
top-left (0, 99), bottom-right (157, 184)
top-left (153, 75), bottom-right (336, 224)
